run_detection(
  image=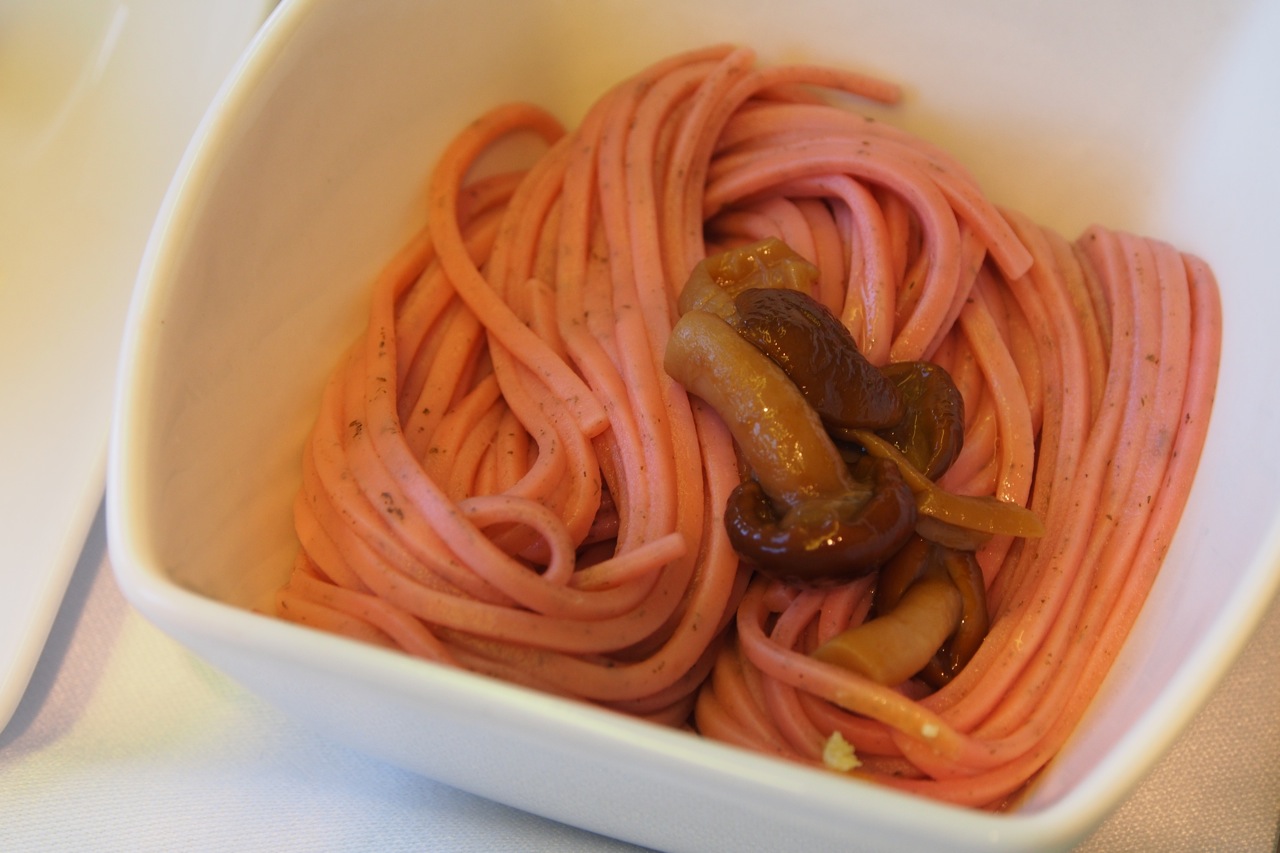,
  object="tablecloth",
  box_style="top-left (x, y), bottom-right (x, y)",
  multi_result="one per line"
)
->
top-left (1, 502), bottom-right (1277, 853)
